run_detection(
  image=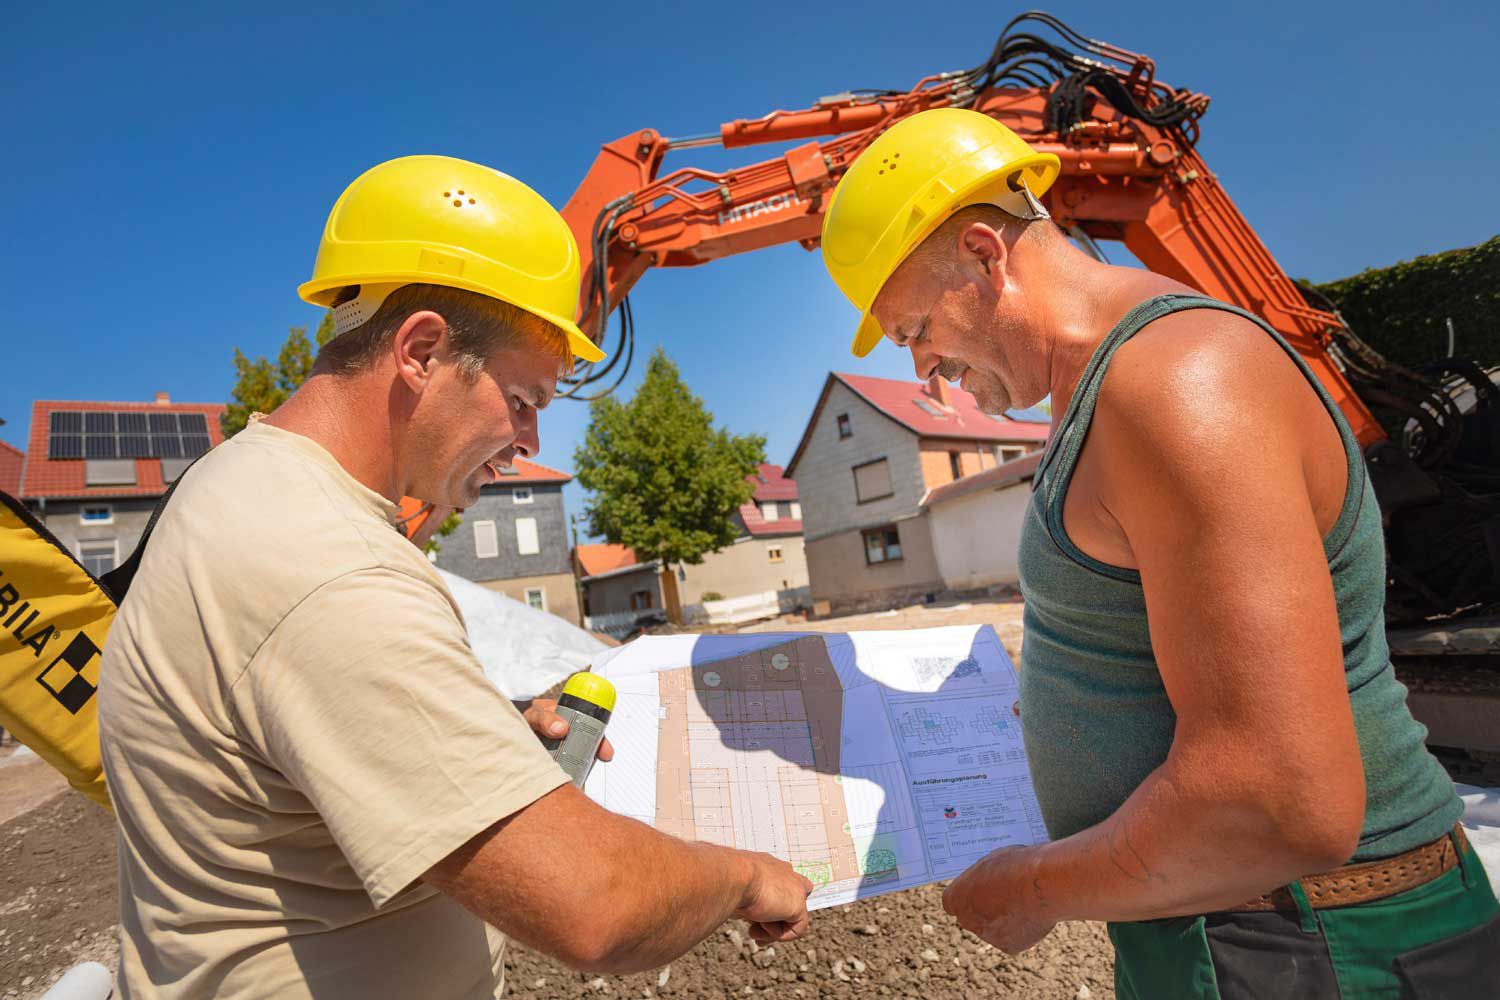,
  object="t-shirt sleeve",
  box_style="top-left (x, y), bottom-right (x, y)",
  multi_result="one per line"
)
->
top-left (231, 566), bottom-right (569, 907)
